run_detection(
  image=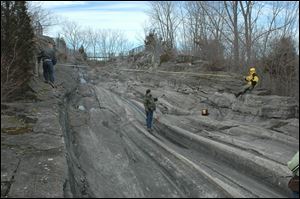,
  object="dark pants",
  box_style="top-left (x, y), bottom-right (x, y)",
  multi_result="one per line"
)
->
top-left (43, 61), bottom-right (54, 83)
top-left (146, 111), bottom-right (154, 129)
top-left (292, 191), bottom-right (299, 198)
